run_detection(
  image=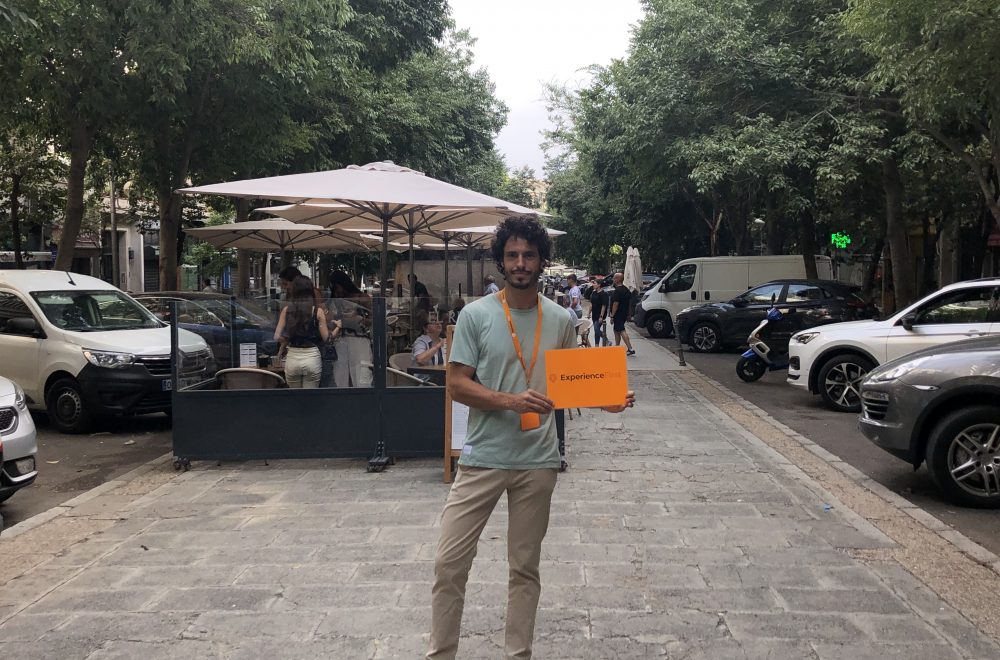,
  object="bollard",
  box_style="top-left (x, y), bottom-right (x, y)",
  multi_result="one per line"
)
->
top-left (676, 334), bottom-right (686, 367)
